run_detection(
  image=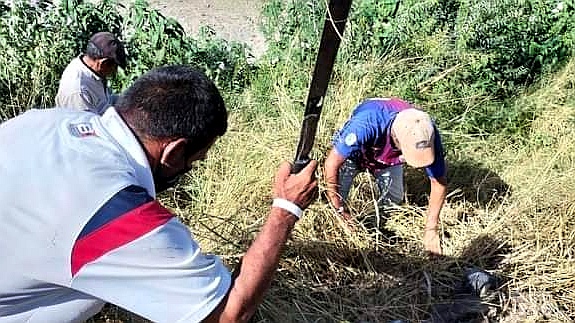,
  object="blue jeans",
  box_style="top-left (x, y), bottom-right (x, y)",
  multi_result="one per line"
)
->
top-left (338, 159), bottom-right (404, 209)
